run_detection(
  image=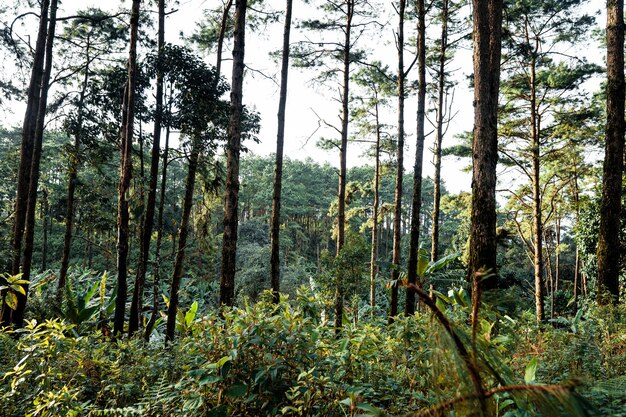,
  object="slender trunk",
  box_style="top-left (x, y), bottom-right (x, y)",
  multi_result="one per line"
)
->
top-left (431, 0), bottom-right (449, 262)
top-left (555, 217), bottom-right (560, 292)
top-left (145, 123), bottom-right (171, 340)
top-left (11, 0), bottom-right (58, 329)
top-left (389, 0), bottom-right (406, 323)
top-left (8, 0), bottom-right (50, 277)
top-left (469, 0), bottom-right (503, 344)
top-left (40, 189), bottom-right (48, 271)
top-left (370, 98), bottom-right (381, 309)
top-left (130, 0), bottom-right (165, 336)
top-left (333, 0), bottom-right (353, 333)
top-left (597, 0), bottom-right (624, 305)
top-left (270, 0), bottom-right (293, 303)
top-left (59, 51), bottom-right (91, 296)
top-left (219, 0), bottom-right (247, 308)
top-left (530, 46), bottom-right (544, 323)
top-left (114, 0), bottom-right (141, 336)
top-left (166, 138), bottom-right (200, 342)
top-left (405, 0), bottom-right (426, 316)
